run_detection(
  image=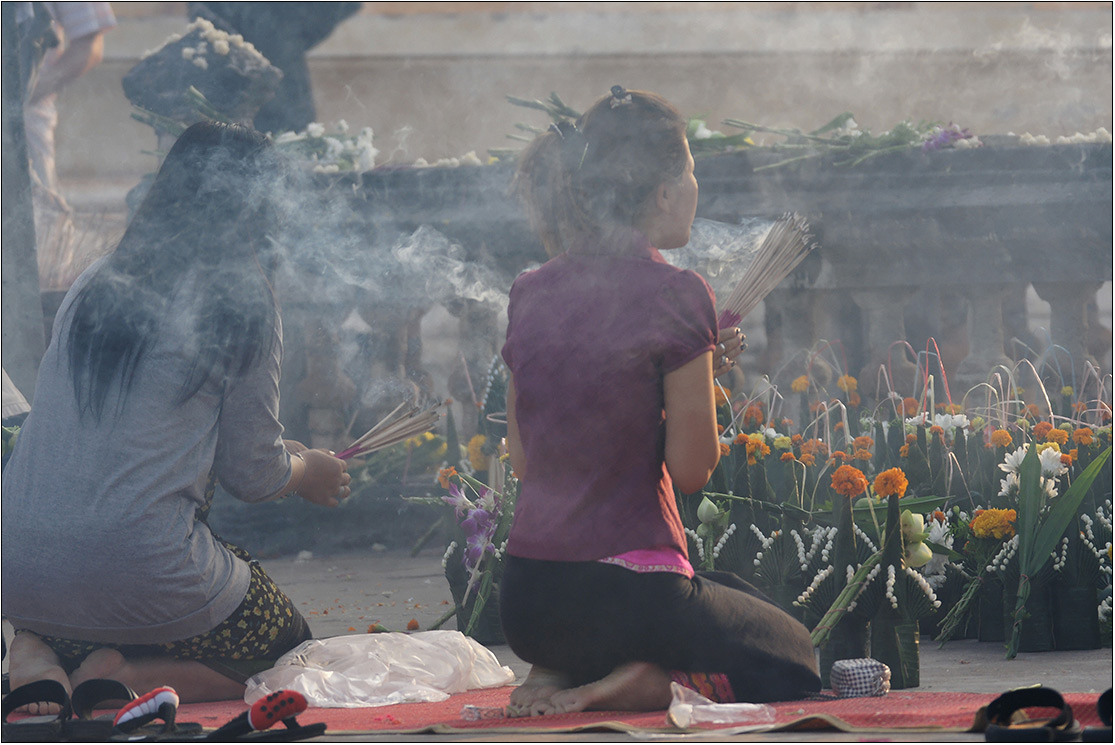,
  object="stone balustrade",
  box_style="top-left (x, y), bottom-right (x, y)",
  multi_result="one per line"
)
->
top-left (321, 141), bottom-right (1110, 437)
